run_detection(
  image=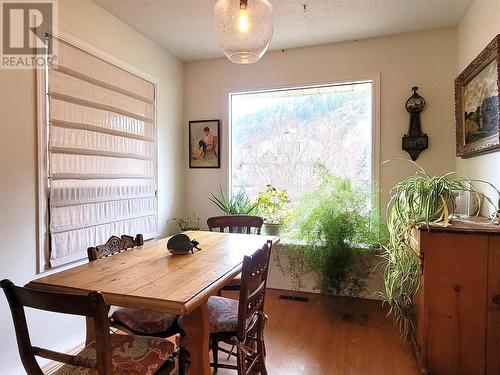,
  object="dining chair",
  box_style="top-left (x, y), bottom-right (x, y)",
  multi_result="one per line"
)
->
top-left (207, 216), bottom-right (264, 292)
top-left (0, 279), bottom-right (178, 375)
top-left (207, 215), bottom-right (264, 235)
top-left (87, 234), bottom-right (144, 261)
top-left (87, 234), bottom-right (181, 338)
top-left (207, 240), bottom-right (272, 375)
